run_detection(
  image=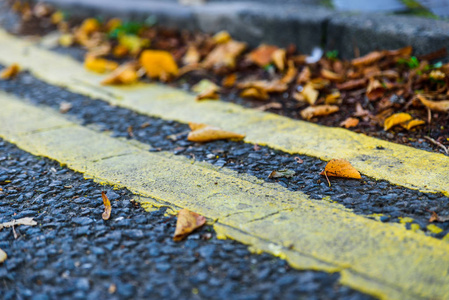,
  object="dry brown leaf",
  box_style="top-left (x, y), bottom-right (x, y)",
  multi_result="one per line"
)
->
top-left (384, 113), bottom-right (413, 131)
top-left (140, 50), bottom-right (179, 81)
top-left (351, 51), bottom-right (384, 67)
top-left (101, 191), bottom-right (111, 220)
top-left (320, 159), bottom-right (362, 179)
top-left (272, 48), bottom-right (286, 71)
top-left (255, 102), bottom-right (282, 111)
top-left (240, 87), bottom-right (269, 100)
top-left (183, 45), bottom-right (201, 66)
top-left (366, 78), bottom-right (385, 100)
top-left (401, 119), bottom-right (425, 130)
top-left (237, 79), bottom-right (288, 93)
top-left (0, 217), bottom-right (37, 230)
top-left (336, 78), bottom-right (367, 90)
top-left (59, 101), bottom-right (72, 114)
top-left (202, 40), bottom-right (247, 69)
top-left (173, 209), bottom-right (206, 241)
top-left (301, 83), bottom-right (319, 105)
top-left (248, 44), bottom-right (278, 67)
top-left (385, 46), bottom-right (413, 57)
top-left (340, 117), bottom-right (359, 128)
top-left (417, 94), bottom-right (449, 112)
top-left (0, 63), bottom-right (20, 80)
top-left (268, 169), bottom-right (295, 179)
top-left (0, 248), bottom-right (6, 263)
top-left (187, 122), bottom-right (245, 142)
top-left (297, 66), bottom-right (311, 84)
top-left (101, 62), bottom-right (139, 85)
top-left (280, 60), bottom-right (297, 84)
top-left (222, 73), bottom-right (237, 88)
top-left (309, 78), bottom-right (330, 90)
top-left (320, 69), bottom-right (344, 82)
top-left (300, 105), bottom-right (339, 120)
top-left (84, 55), bottom-right (119, 73)
top-left (325, 91), bottom-right (341, 104)
top-left (429, 211), bottom-right (449, 223)
top-left (192, 79), bottom-right (220, 101)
